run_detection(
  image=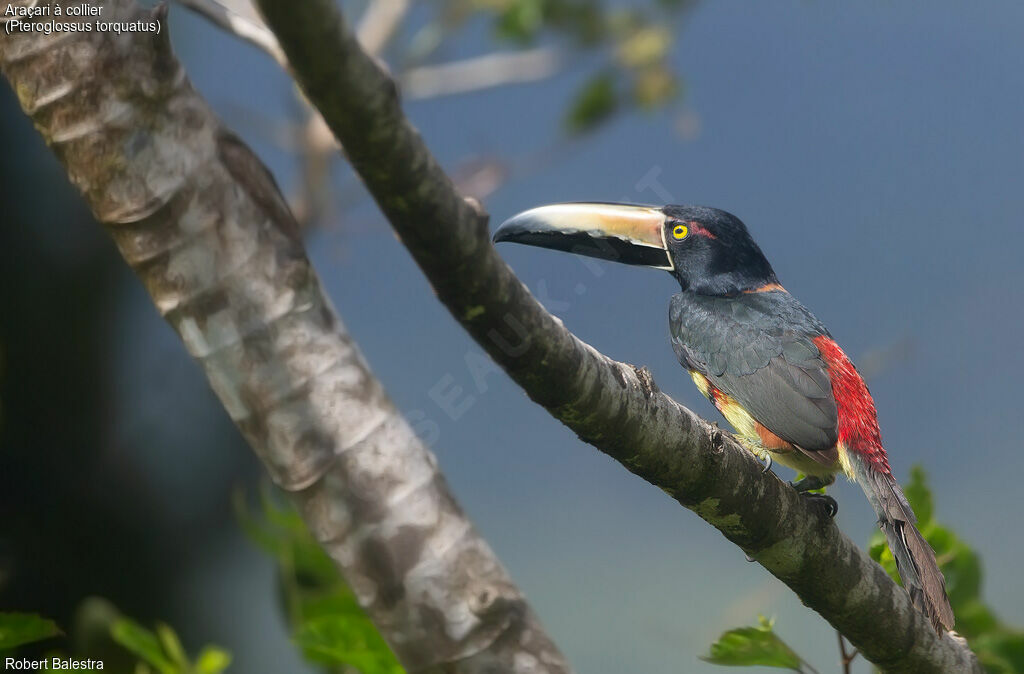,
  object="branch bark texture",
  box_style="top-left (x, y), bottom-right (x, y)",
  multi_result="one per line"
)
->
top-left (0, 2), bottom-right (570, 672)
top-left (251, 0), bottom-right (981, 671)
